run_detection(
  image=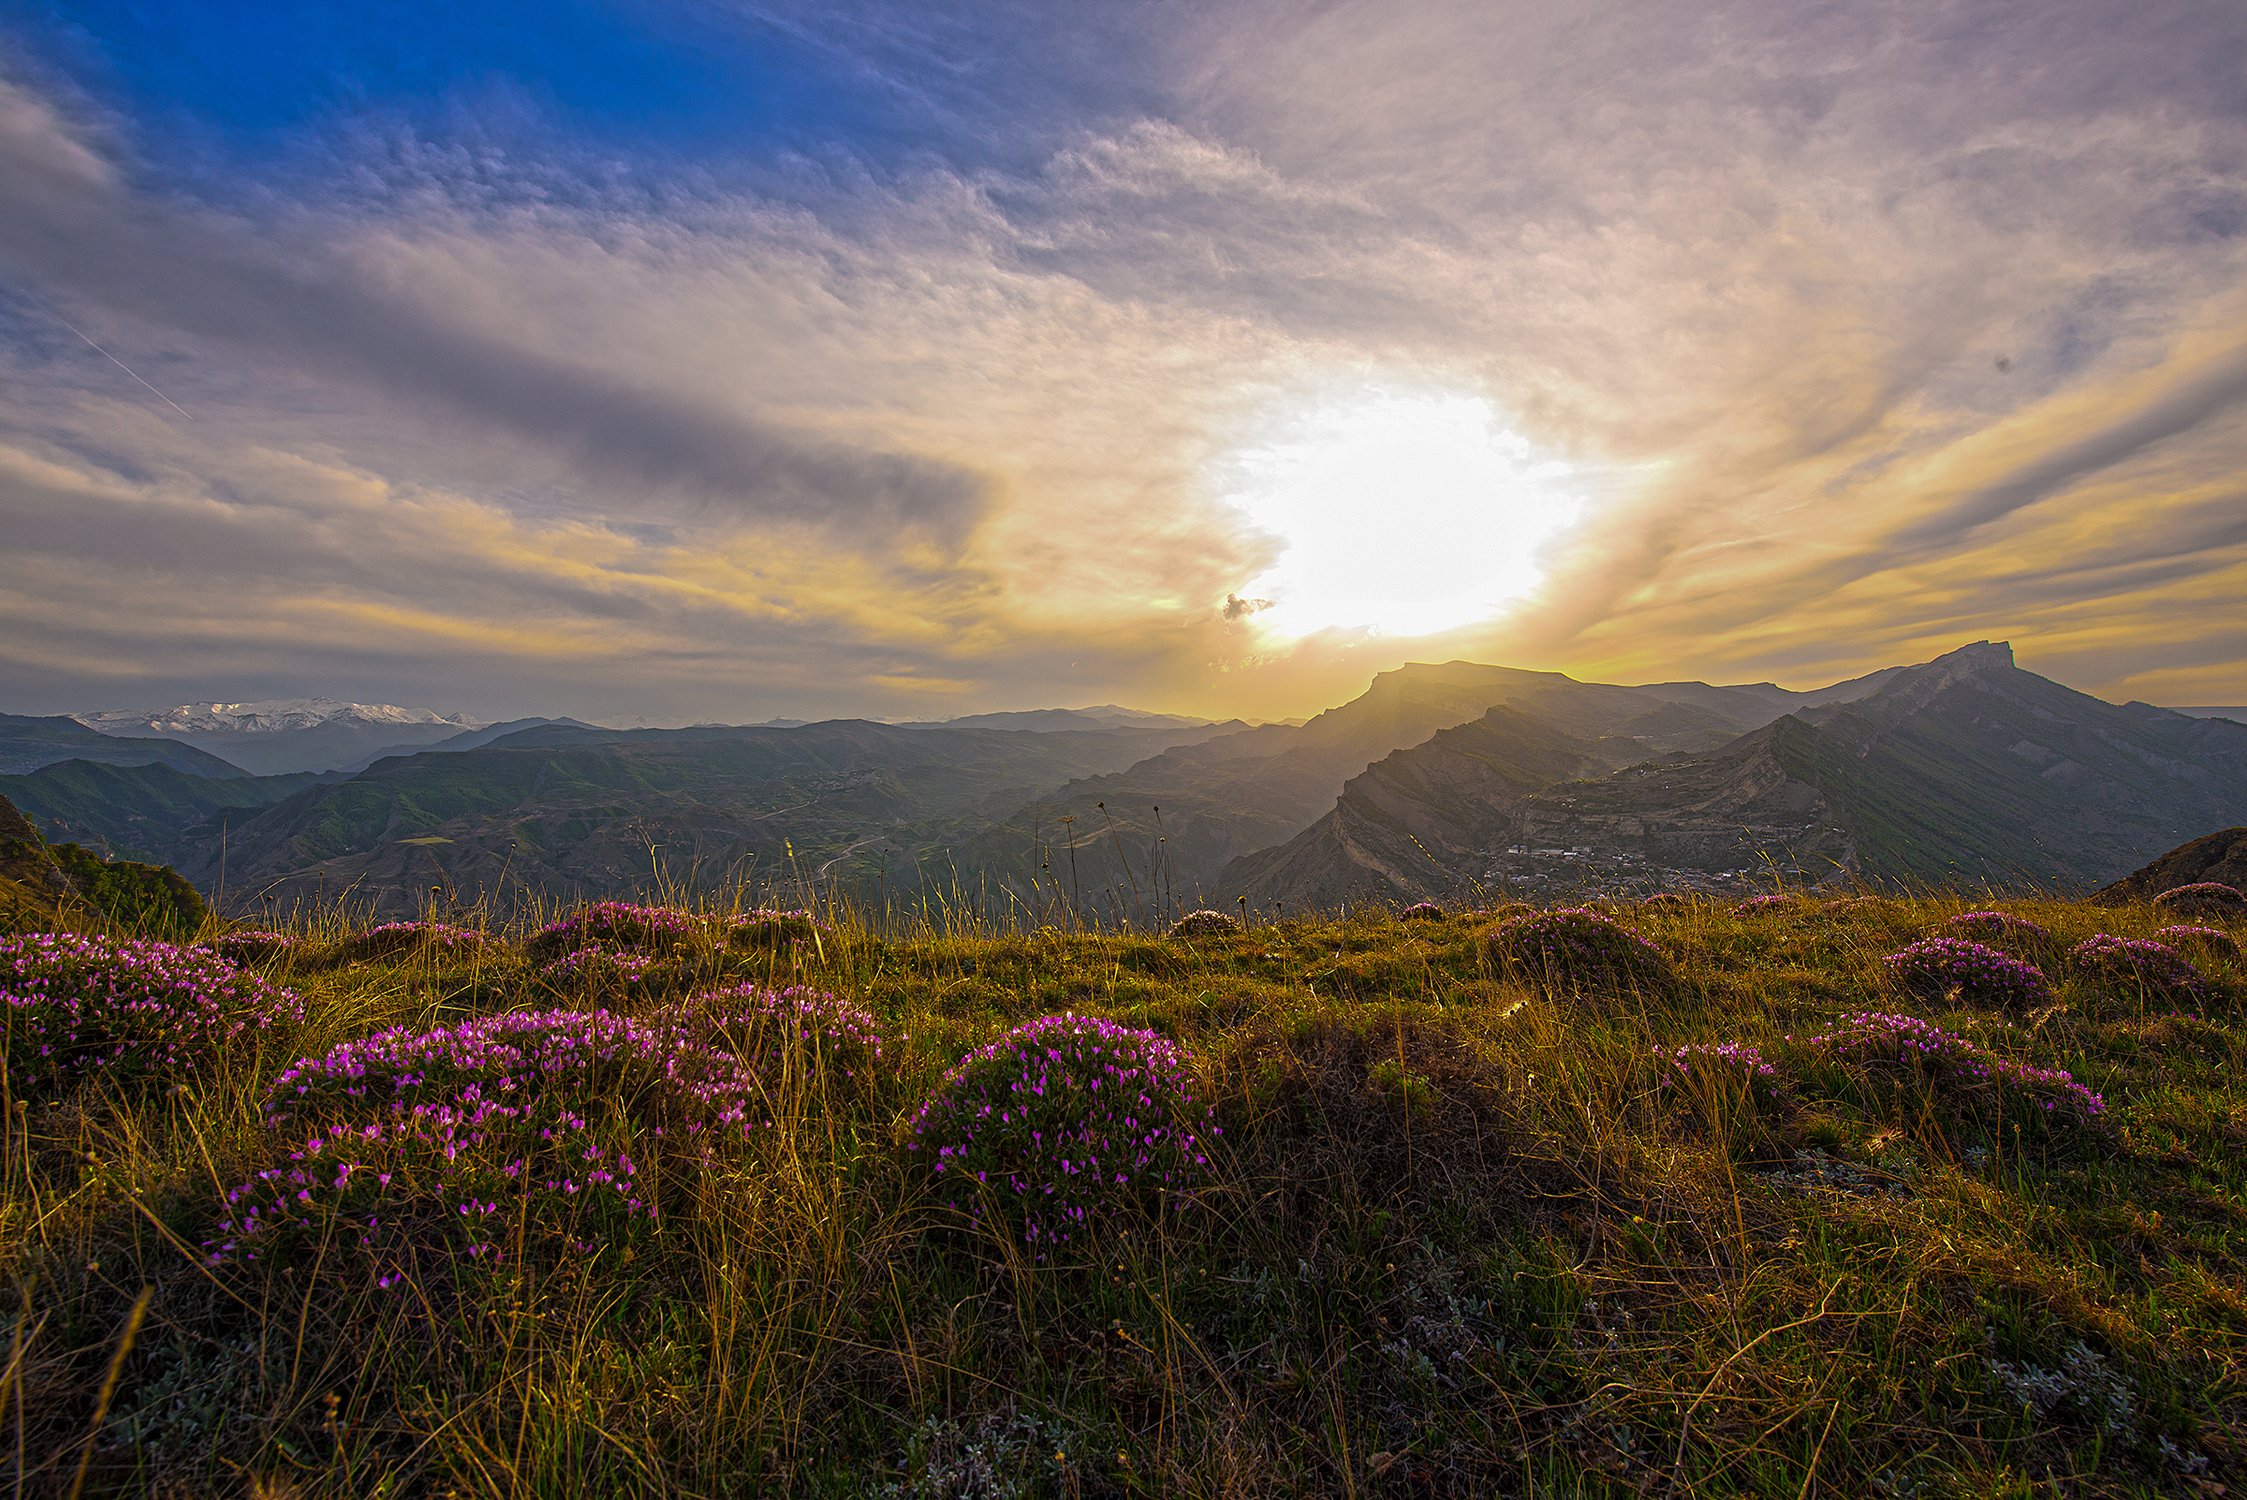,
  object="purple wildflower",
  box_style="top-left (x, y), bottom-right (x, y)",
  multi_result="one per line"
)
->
top-left (342, 921), bottom-right (485, 960)
top-left (0, 931), bottom-right (305, 1093)
top-left (525, 902), bottom-right (702, 961)
top-left (907, 1013), bottom-right (1215, 1249)
top-left (1941, 911), bottom-right (2058, 960)
top-left (1794, 1010), bottom-right (2105, 1126)
top-left (2155, 924), bottom-right (2240, 960)
top-left (2069, 934), bottom-right (2209, 1007)
top-left (1882, 936), bottom-right (2053, 1011)
top-left (1399, 902), bottom-right (1445, 923)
